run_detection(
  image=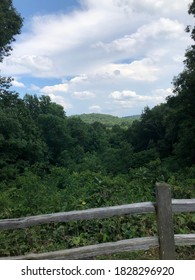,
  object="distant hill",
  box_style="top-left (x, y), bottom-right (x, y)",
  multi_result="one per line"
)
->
top-left (69, 113), bottom-right (140, 128)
